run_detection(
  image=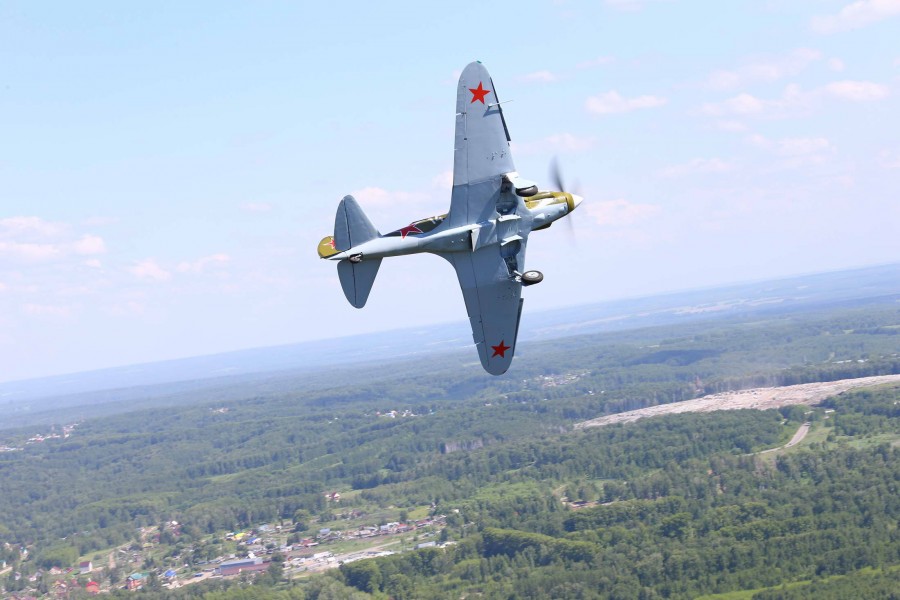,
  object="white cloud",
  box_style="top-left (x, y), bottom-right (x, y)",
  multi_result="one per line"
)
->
top-left (701, 79), bottom-right (888, 118)
top-left (705, 48), bottom-right (822, 91)
top-left (129, 259), bottom-right (171, 282)
top-left (827, 58), bottom-right (846, 72)
top-left (811, 0), bottom-right (900, 34)
top-left (748, 134), bottom-right (835, 167)
top-left (659, 158), bottom-right (733, 177)
top-left (586, 199), bottom-right (661, 226)
top-left (84, 259), bottom-right (103, 268)
top-left (0, 241), bottom-right (61, 261)
top-left (577, 56), bottom-right (615, 69)
top-left (72, 234), bottom-right (106, 255)
top-left (176, 254), bottom-right (230, 274)
top-left (585, 91), bottom-right (667, 115)
top-left (776, 137), bottom-right (833, 157)
top-left (701, 93), bottom-right (768, 116)
top-left (0, 216), bottom-right (66, 238)
top-left (432, 170), bottom-right (454, 190)
top-left (23, 303), bottom-right (71, 318)
top-left (823, 80), bottom-right (890, 101)
top-left (518, 70), bottom-right (558, 83)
